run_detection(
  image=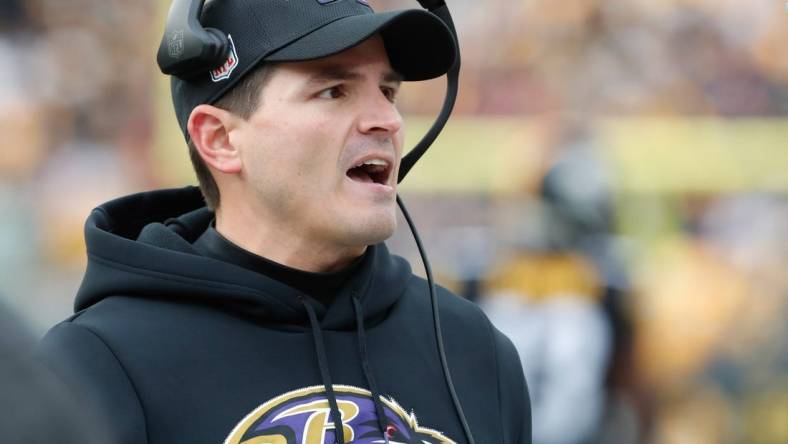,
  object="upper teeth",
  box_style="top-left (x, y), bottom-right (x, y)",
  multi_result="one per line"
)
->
top-left (356, 159), bottom-right (387, 167)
